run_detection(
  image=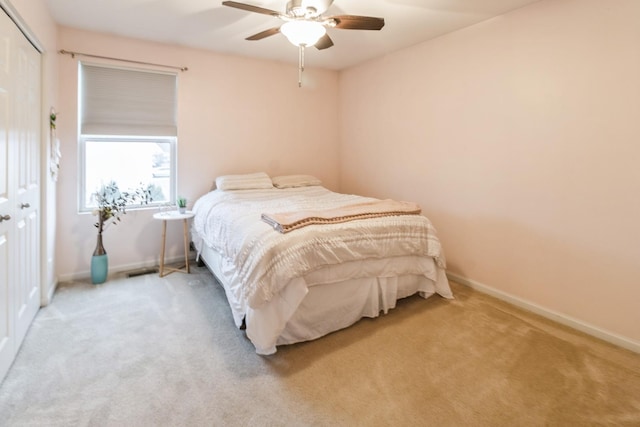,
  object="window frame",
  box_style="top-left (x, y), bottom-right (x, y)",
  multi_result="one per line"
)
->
top-left (78, 134), bottom-right (177, 213)
top-left (77, 61), bottom-right (178, 214)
